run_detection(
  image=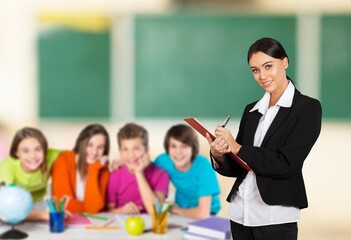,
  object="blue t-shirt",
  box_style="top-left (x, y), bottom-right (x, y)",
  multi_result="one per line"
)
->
top-left (154, 153), bottom-right (221, 214)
